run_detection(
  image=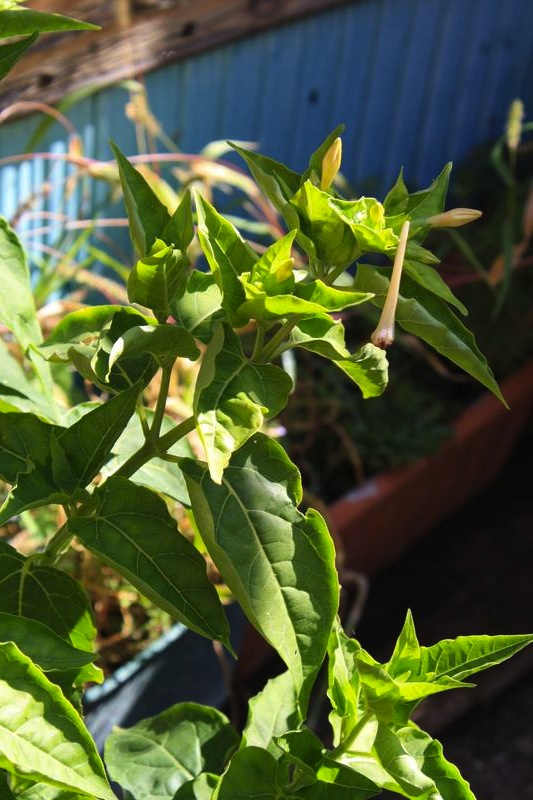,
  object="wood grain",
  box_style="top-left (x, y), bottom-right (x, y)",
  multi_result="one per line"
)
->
top-left (1, 0), bottom-right (355, 111)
